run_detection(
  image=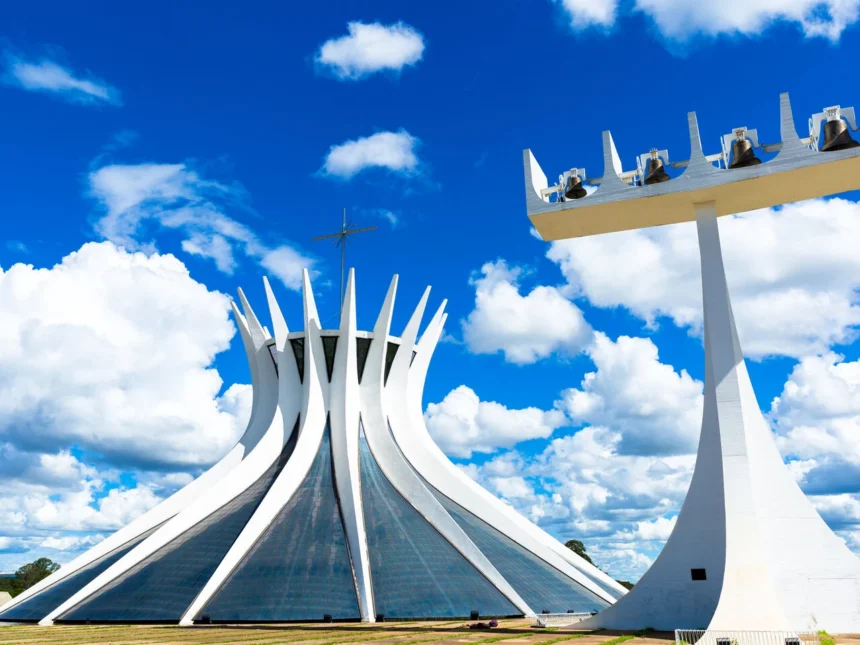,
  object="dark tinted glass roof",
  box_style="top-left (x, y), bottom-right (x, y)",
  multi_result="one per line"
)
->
top-left (322, 336), bottom-right (338, 382)
top-left (356, 337), bottom-right (372, 383)
top-left (58, 443), bottom-right (293, 623)
top-left (427, 486), bottom-right (611, 614)
top-left (383, 342), bottom-right (398, 385)
top-left (200, 424), bottom-right (359, 621)
top-left (290, 338), bottom-right (304, 382)
top-left (359, 428), bottom-right (519, 619)
top-left (0, 525), bottom-right (160, 622)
